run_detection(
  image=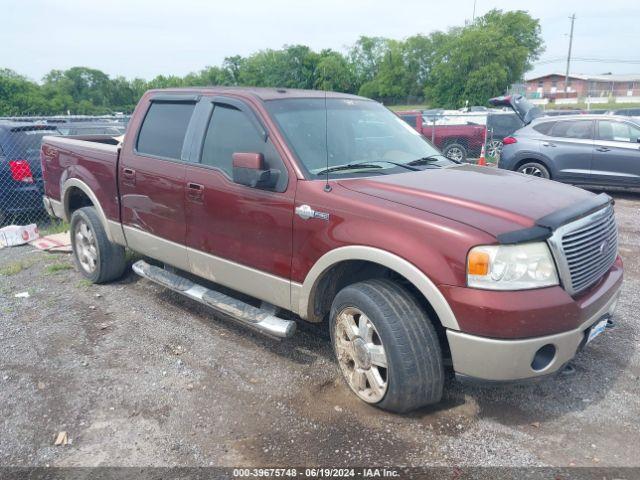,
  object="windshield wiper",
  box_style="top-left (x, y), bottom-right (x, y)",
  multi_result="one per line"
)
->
top-left (316, 160), bottom-right (421, 176)
top-left (407, 154), bottom-right (448, 166)
top-left (316, 162), bottom-right (383, 175)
